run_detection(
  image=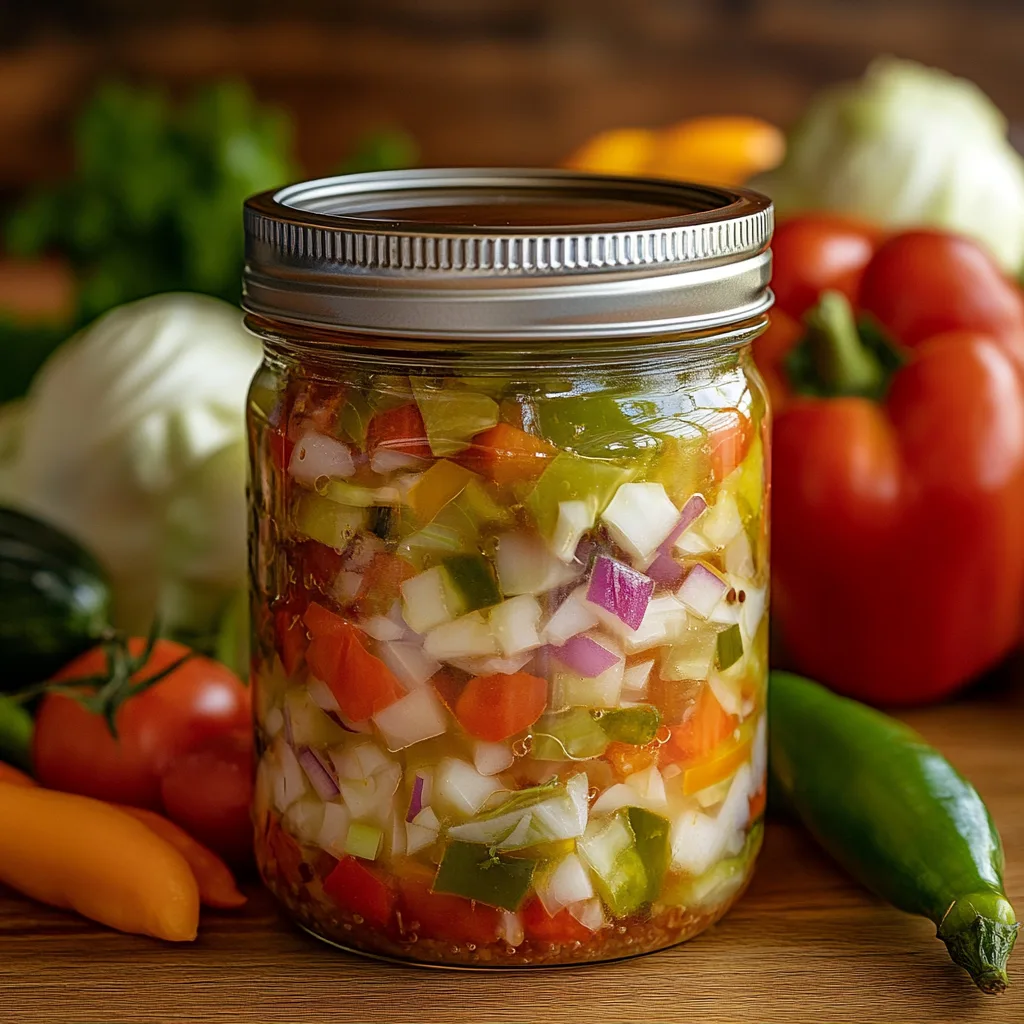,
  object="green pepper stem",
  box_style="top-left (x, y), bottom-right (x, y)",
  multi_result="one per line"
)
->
top-left (803, 291), bottom-right (886, 398)
top-left (938, 894), bottom-right (1019, 994)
